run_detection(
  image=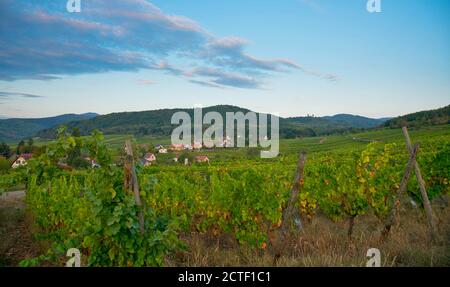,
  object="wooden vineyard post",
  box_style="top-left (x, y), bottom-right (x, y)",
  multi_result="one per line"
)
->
top-left (281, 151), bottom-right (307, 235)
top-left (382, 143), bottom-right (419, 239)
top-left (402, 127), bottom-right (438, 241)
top-left (124, 140), bottom-right (145, 235)
top-left (271, 151), bottom-right (307, 265)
